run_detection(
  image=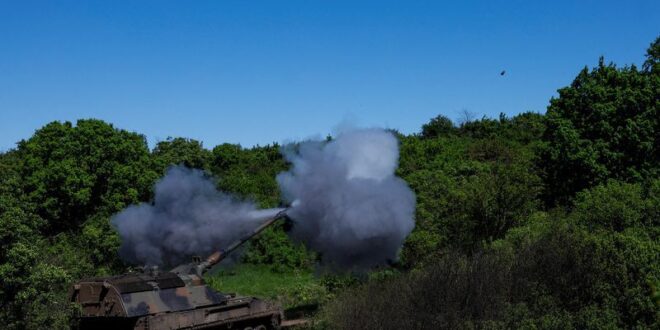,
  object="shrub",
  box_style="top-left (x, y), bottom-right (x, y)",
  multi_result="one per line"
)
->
top-left (321, 221), bottom-right (659, 329)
